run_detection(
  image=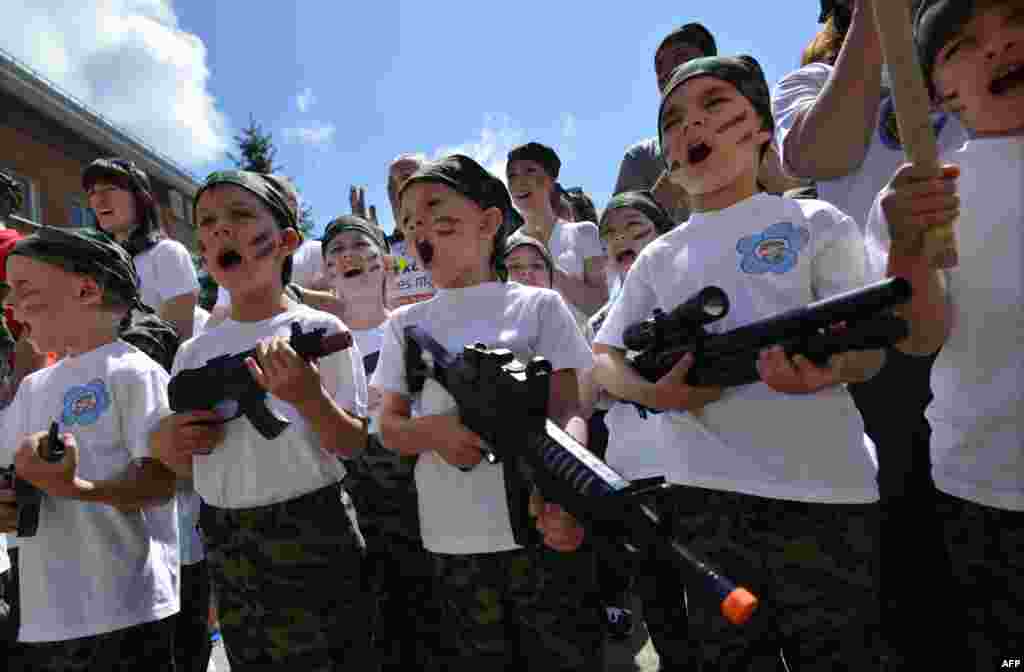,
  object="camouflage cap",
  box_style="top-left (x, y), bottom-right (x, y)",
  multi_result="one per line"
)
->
top-left (194, 170), bottom-right (299, 233)
top-left (599, 190), bottom-right (675, 238)
top-left (507, 142), bottom-right (562, 180)
top-left (658, 55), bottom-right (774, 168)
top-left (263, 173), bottom-right (301, 222)
top-left (322, 214), bottom-right (390, 256)
top-left (8, 226), bottom-right (141, 307)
